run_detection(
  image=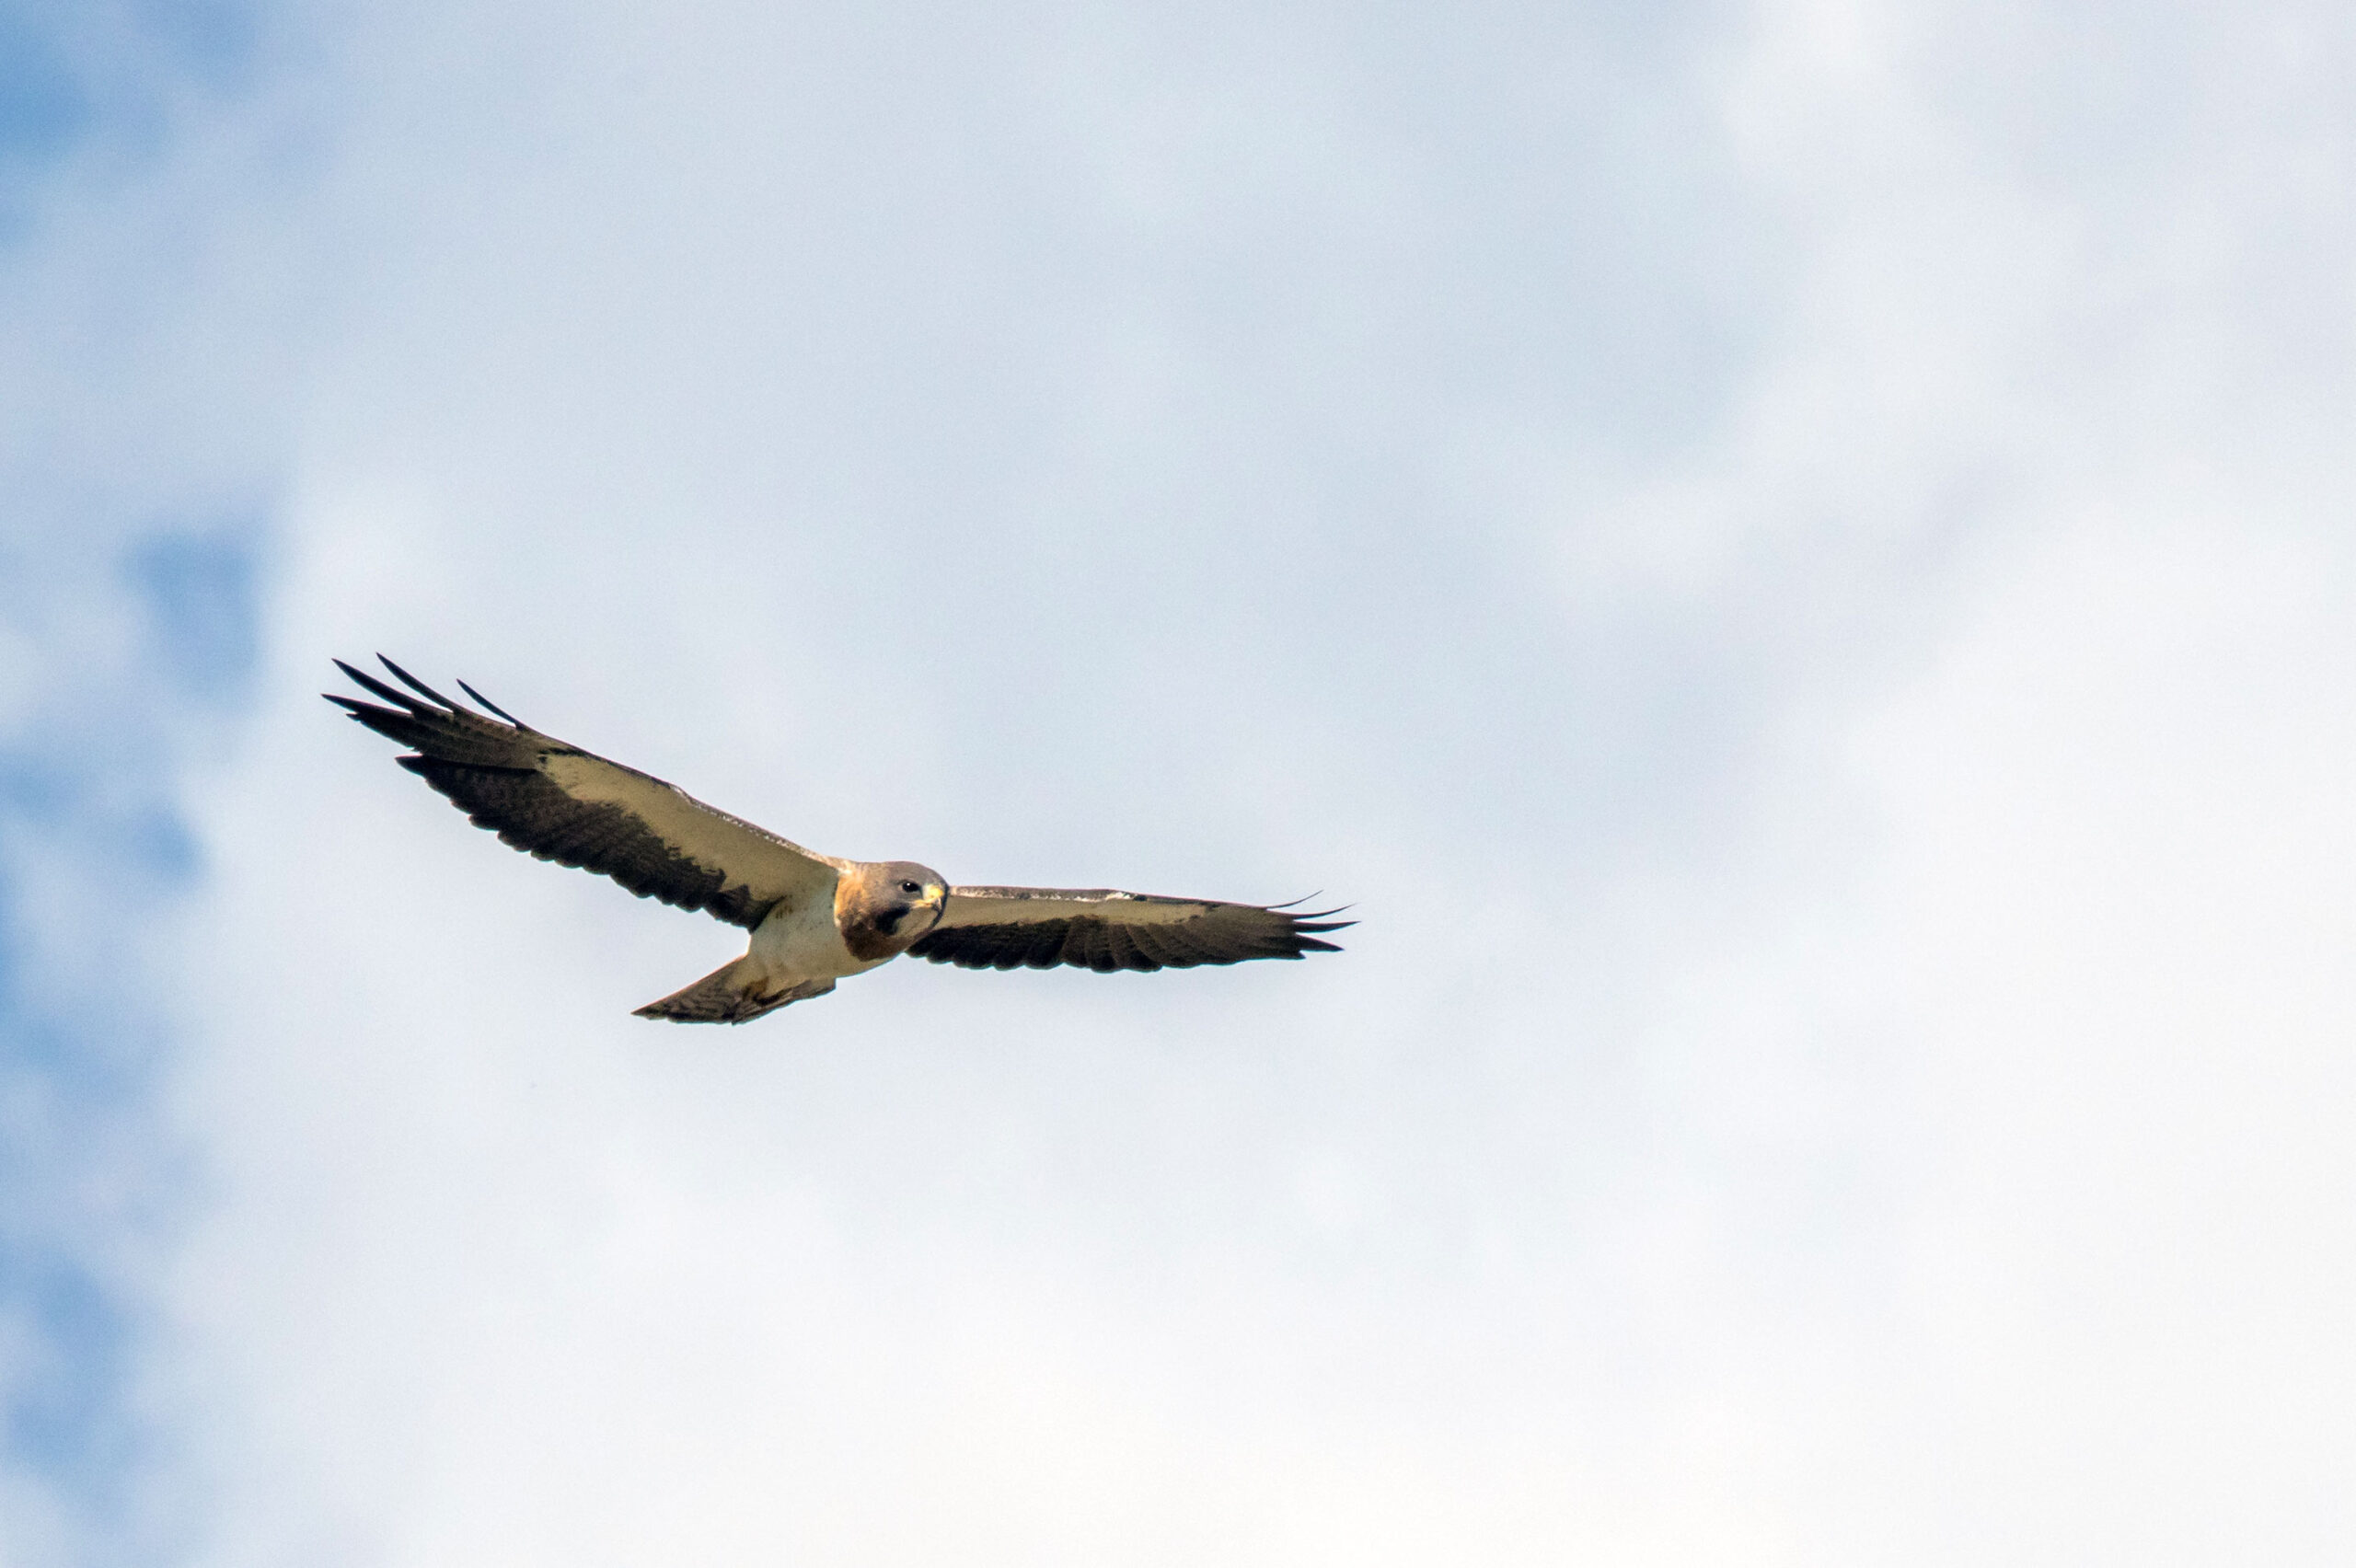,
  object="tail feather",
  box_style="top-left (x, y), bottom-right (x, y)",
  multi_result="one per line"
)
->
top-left (633, 959), bottom-right (835, 1024)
